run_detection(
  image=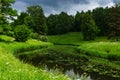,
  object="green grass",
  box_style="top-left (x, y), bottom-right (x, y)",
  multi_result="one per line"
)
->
top-left (0, 35), bottom-right (70, 80)
top-left (0, 39), bottom-right (53, 54)
top-left (48, 32), bottom-right (120, 61)
top-left (48, 32), bottom-right (83, 45)
top-left (0, 52), bottom-right (69, 80)
top-left (77, 42), bottom-right (120, 60)
top-left (48, 32), bottom-right (109, 45)
top-left (0, 35), bottom-right (14, 42)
